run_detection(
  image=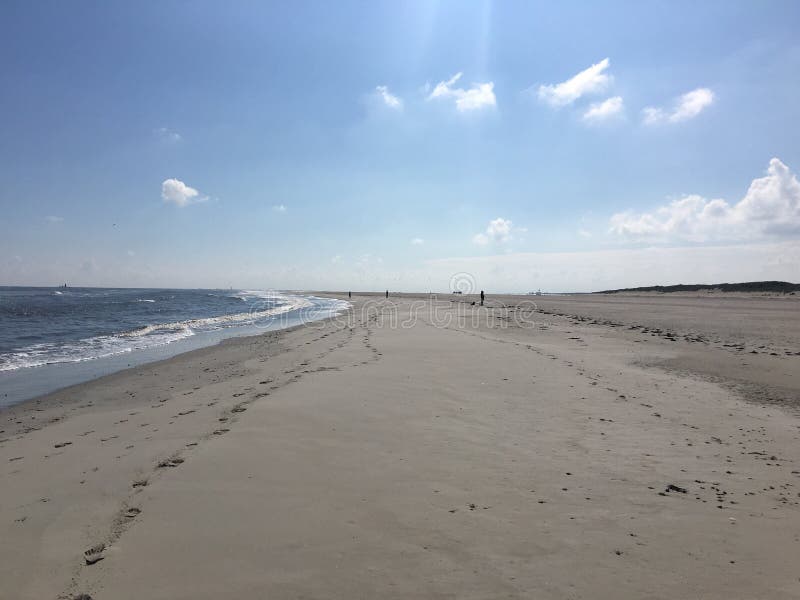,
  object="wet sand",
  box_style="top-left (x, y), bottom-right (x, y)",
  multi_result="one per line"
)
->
top-left (1, 293), bottom-right (799, 599)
